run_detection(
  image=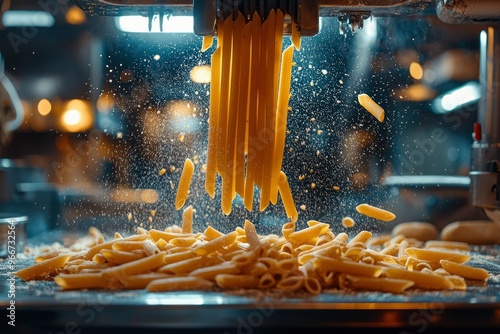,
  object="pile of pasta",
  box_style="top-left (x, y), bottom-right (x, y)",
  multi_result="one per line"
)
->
top-left (16, 218), bottom-right (489, 294)
top-left (202, 10), bottom-right (300, 217)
